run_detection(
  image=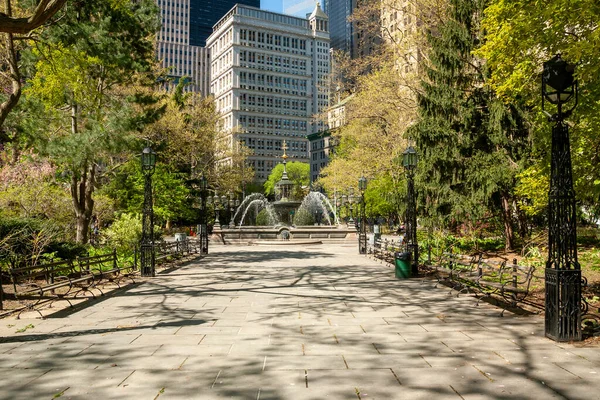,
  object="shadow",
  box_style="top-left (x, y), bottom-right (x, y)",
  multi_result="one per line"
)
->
top-left (0, 245), bottom-right (594, 399)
